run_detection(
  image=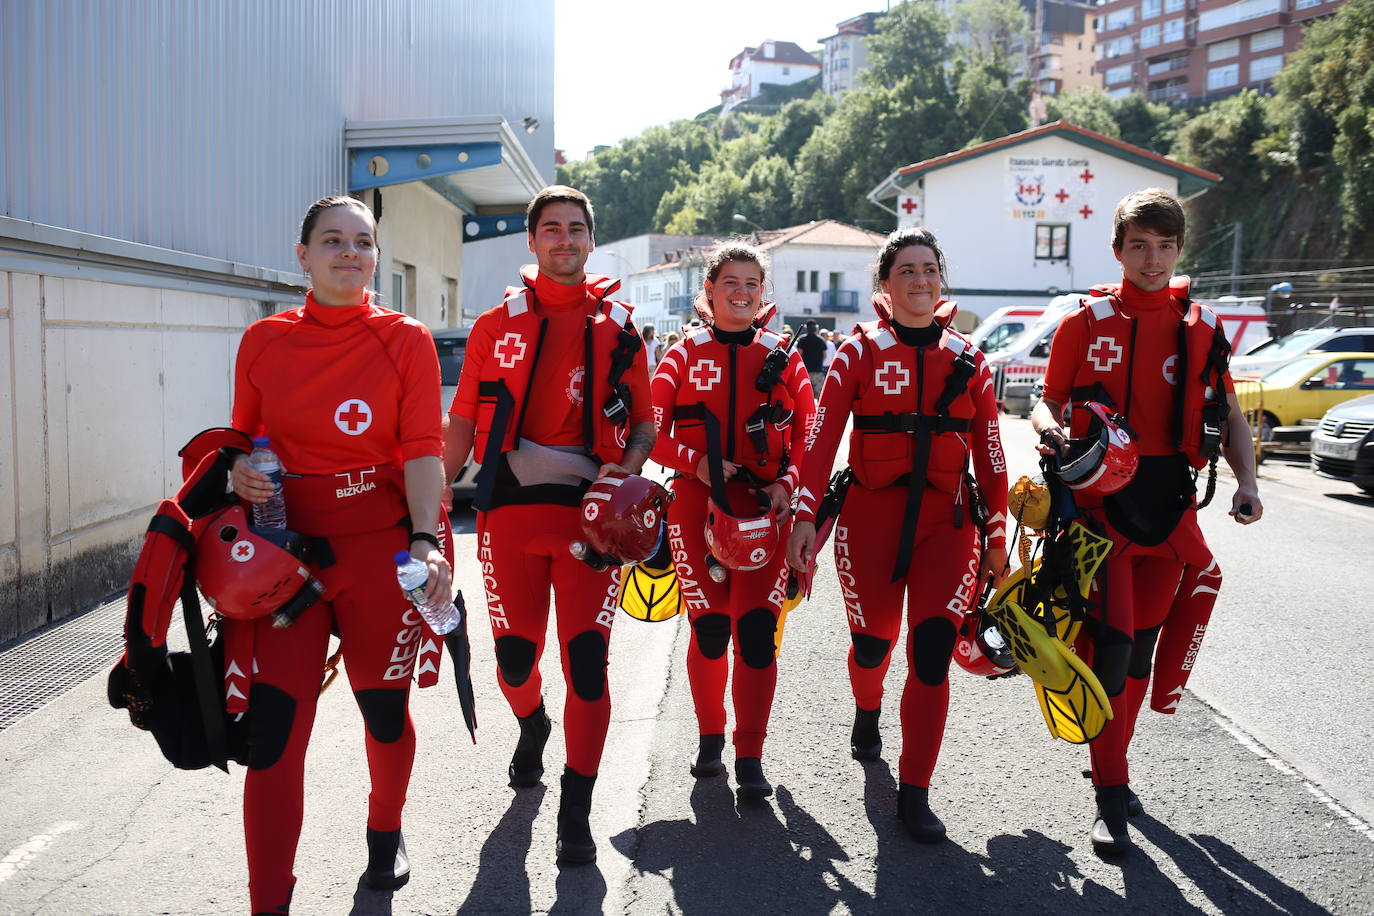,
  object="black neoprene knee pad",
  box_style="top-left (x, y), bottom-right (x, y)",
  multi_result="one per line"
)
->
top-left (737, 608), bottom-right (777, 670)
top-left (691, 613), bottom-right (732, 660)
top-left (567, 630), bottom-right (608, 702)
top-left (1093, 625), bottom-right (1134, 697)
top-left (494, 635), bottom-right (537, 688)
top-left (909, 617), bottom-right (957, 686)
top-left (1128, 625), bottom-right (1162, 680)
top-left (246, 683), bottom-right (296, 770)
top-left (354, 688), bottom-right (408, 744)
top-left (850, 632), bottom-right (892, 670)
